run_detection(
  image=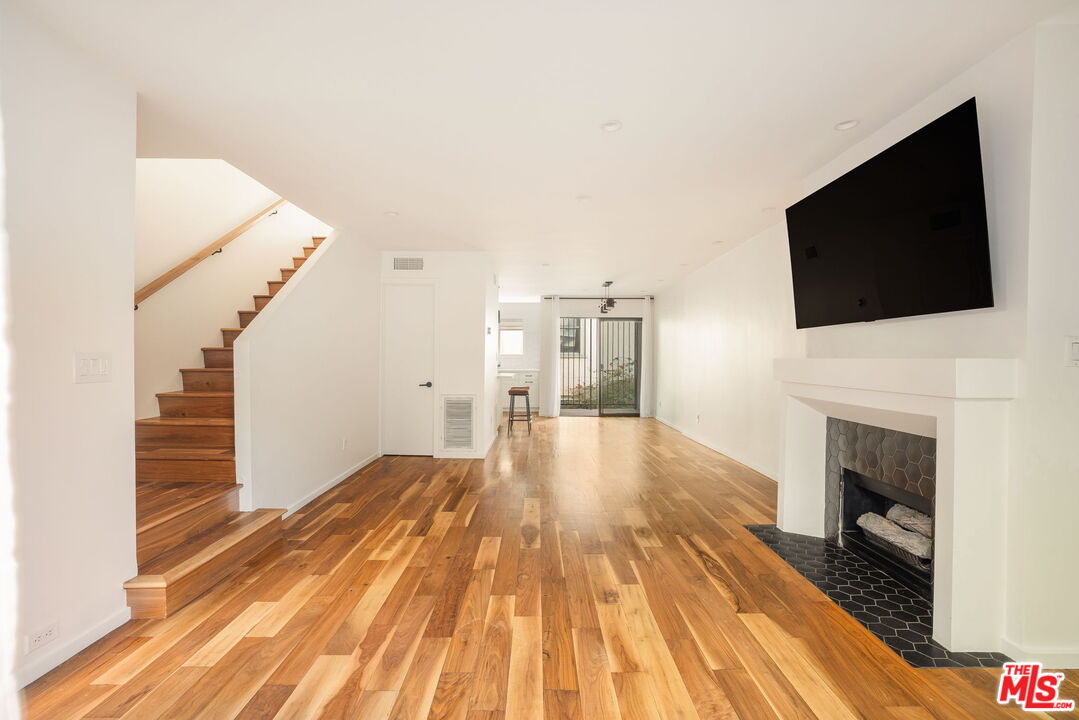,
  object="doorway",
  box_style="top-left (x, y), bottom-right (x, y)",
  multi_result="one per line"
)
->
top-left (382, 283), bottom-right (435, 455)
top-left (558, 317), bottom-right (641, 416)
